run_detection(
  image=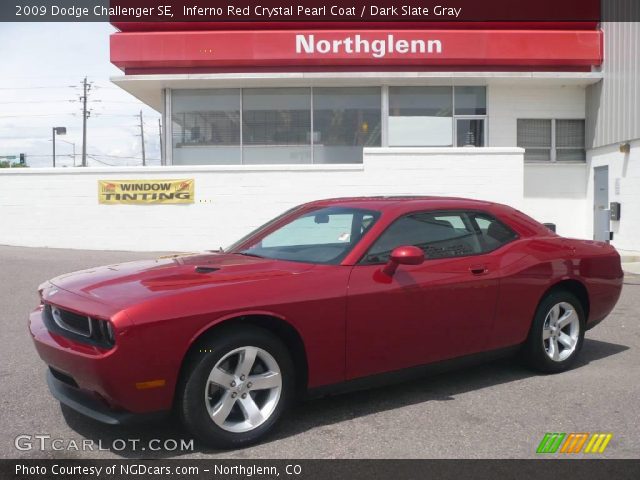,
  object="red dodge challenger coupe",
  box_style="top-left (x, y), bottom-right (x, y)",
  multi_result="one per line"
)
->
top-left (30, 197), bottom-right (623, 448)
